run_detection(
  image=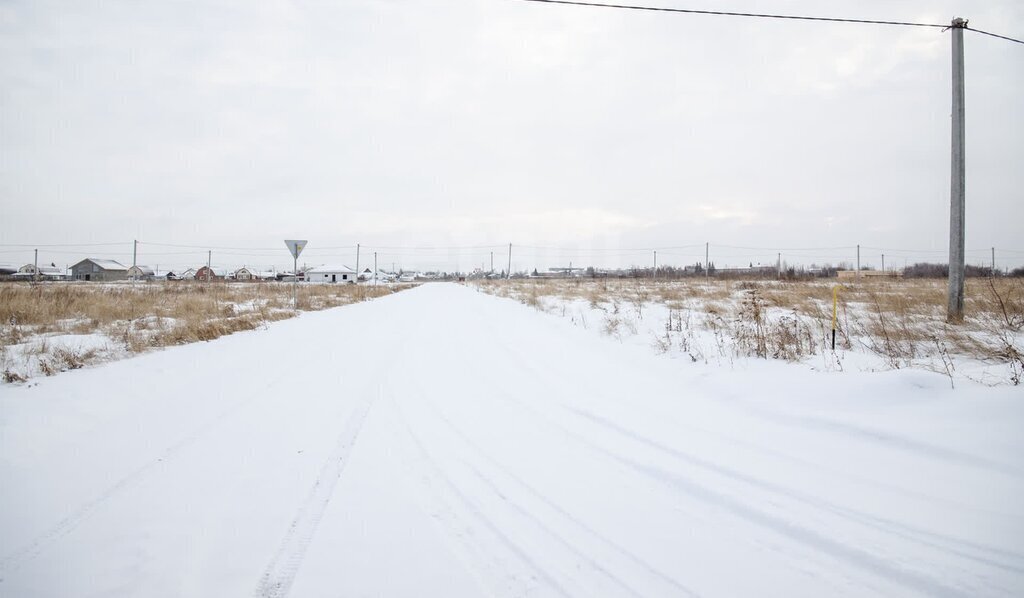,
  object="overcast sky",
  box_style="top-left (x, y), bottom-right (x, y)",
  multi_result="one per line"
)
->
top-left (1, 0), bottom-right (1022, 272)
